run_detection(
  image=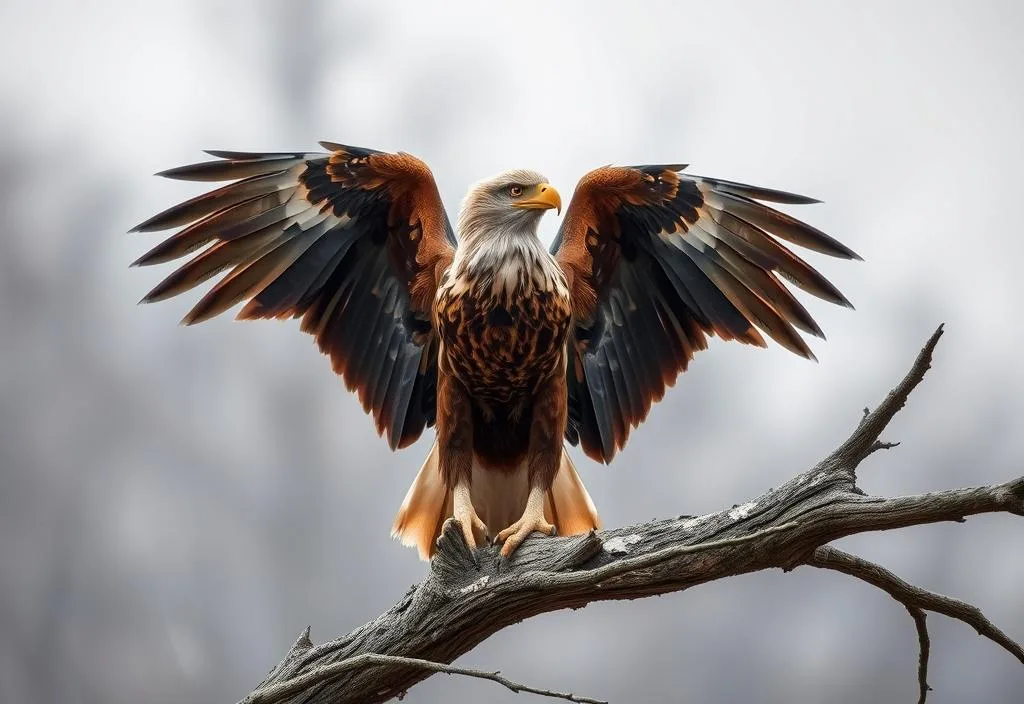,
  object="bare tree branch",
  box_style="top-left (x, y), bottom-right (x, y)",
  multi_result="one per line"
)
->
top-left (237, 325), bottom-right (1024, 704)
top-left (808, 546), bottom-right (1024, 666)
top-left (907, 606), bottom-right (932, 704)
top-left (243, 651), bottom-right (608, 704)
